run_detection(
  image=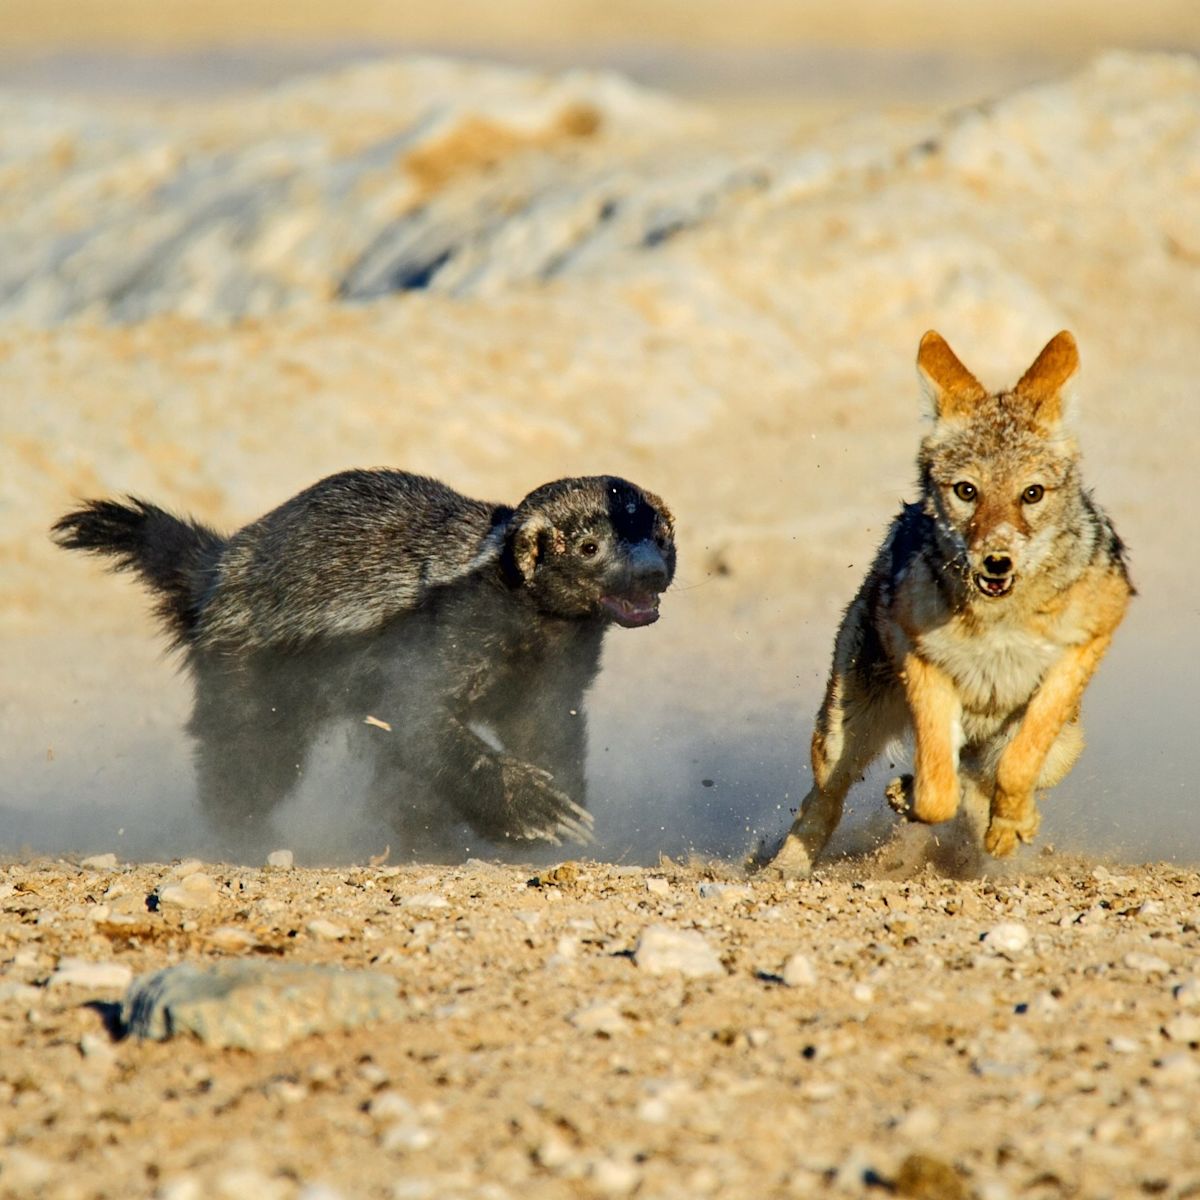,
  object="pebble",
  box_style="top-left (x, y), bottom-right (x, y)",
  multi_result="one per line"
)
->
top-left (49, 957), bottom-right (133, 990)
top-left (206, 926), bottom-right (262, 952)
top-left (266, 849), bottom-right (294, 869)
top-left (589, 1157), bottom-right (640, 1196)
top-left (401, 893), bottom-right (450, 911)
top-left (1162, 1014), bottom-right (1200, 1044)
top-left (121, 961), bottom-right (407, 1050)
top-left (634, 924), bottom-right (724, 979)
top-left (80, 853), bottom-right (118, 870)
top-left (306, 918), bottom-right (350, 941)
top-left (698, 882), bottom-right (752, 903)
top-left (0, 1150), bottom-right (55, 1191)
top-left (157, 872), bottom-right (220, 910)
top-left (1173, 978), bottom-right (1200, 1007)
top-left (1123, 951), bottom-right (1170, 974)
top-left (645, 877), bottom-right (670, 897)
top-left (981, 922), bottom-right (1030, 956)
top-left (0, 981), bottom-right (42, 1004)
top-left (781, 952), bottom-right (817, 987)
top-left (569, 1001), bottom-right (629, 1036)
top-left (379, 1122), bottom-right (436, 1153)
